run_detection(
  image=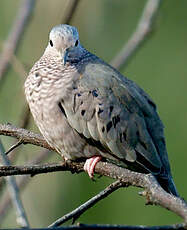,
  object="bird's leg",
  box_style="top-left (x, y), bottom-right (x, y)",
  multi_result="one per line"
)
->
top-left (84, 156), bottom-right (102, 178)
